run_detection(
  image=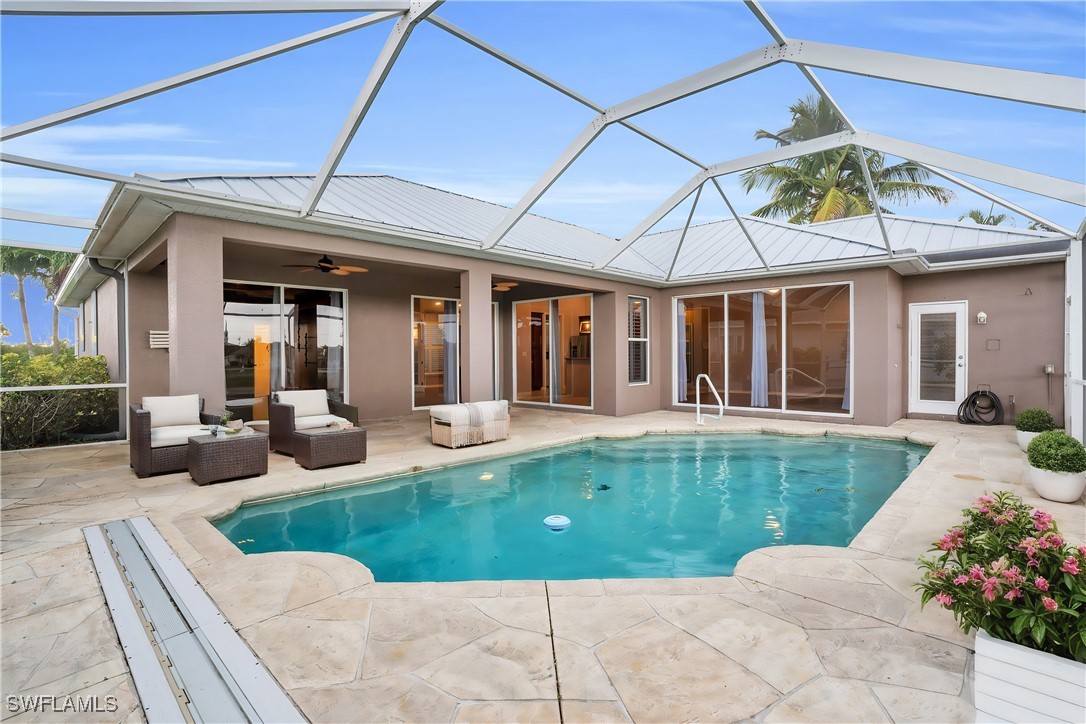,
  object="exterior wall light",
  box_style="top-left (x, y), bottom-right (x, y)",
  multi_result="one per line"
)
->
top-left (977, 311), bottom-right (988, 325)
